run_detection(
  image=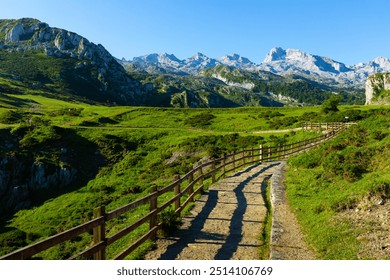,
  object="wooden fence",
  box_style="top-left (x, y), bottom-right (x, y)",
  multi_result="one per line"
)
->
top-left (0, 122), bottom-right (351, 260)
top-left (302, 122), bottom-right (356, 131)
